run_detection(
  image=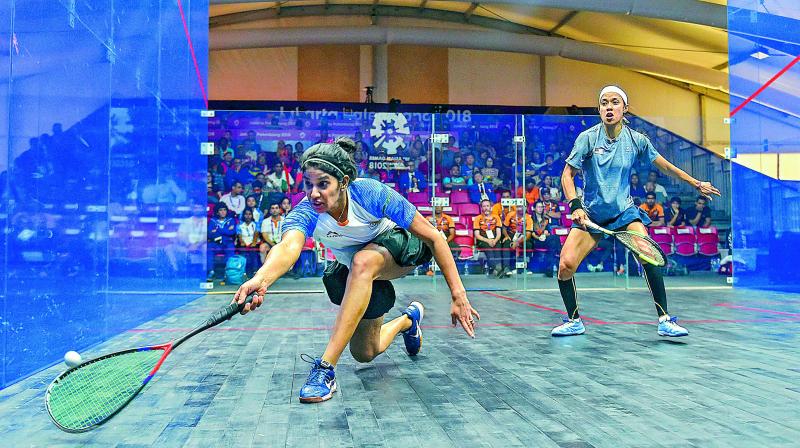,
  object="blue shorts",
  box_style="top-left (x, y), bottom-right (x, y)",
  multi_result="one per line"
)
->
top-left (572, 206), bottom-right (652, 235)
